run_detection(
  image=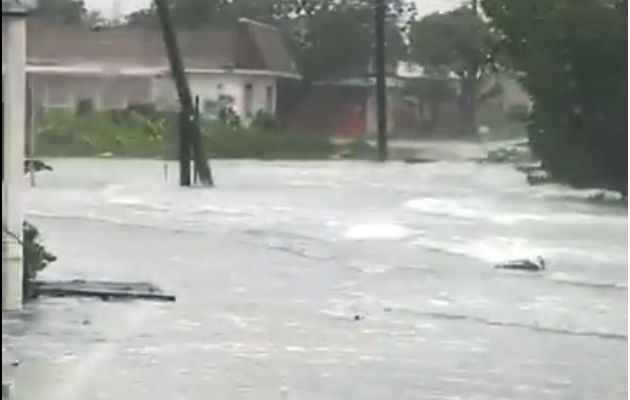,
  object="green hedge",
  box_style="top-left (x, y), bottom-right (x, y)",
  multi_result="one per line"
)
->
top-left (35, 110), bottom-right (337, 160)
top-left (36, 110), bottom-right (170, 158)
top-left (201, 121), bottom-right (335, 160)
